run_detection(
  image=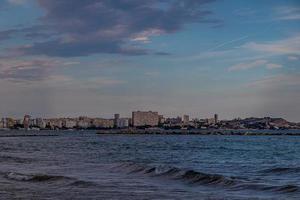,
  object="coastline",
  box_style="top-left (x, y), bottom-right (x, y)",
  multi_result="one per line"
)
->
top-left (1, 129), bottom-right (300, 136)
top-left (96, 129), bottom-right (300, 136)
